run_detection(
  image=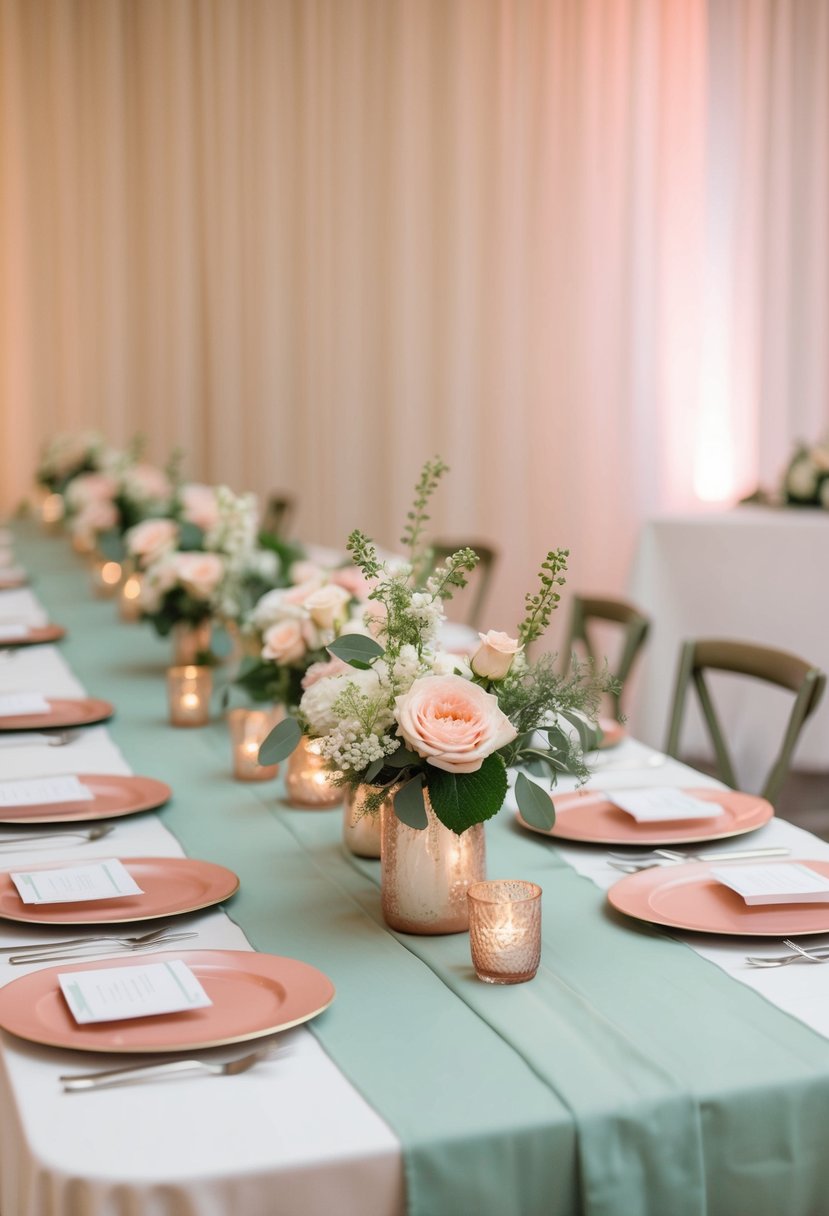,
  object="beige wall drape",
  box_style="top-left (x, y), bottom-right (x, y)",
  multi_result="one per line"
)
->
top-left (1, 0), bottom-right (827, 631)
